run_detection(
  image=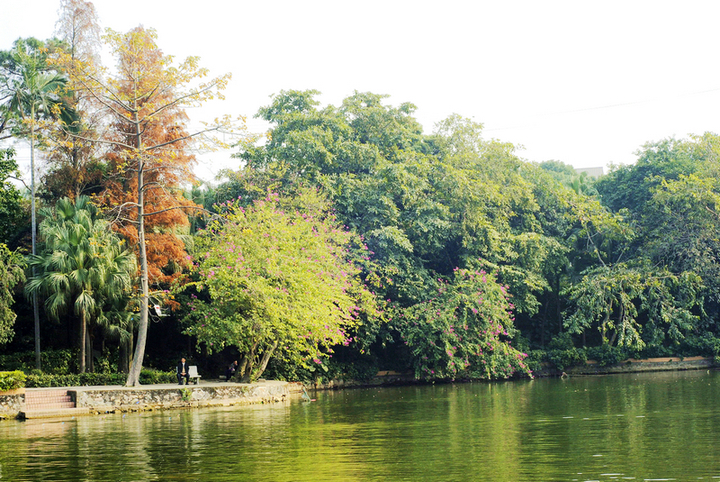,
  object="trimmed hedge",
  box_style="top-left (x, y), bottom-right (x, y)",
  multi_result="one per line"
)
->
top-left (138, 368), bottom-right (176, 385)
top-left (25, 369), bottom-right (176, 388)
top-left (0, 371), bottom-right (26, 391)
